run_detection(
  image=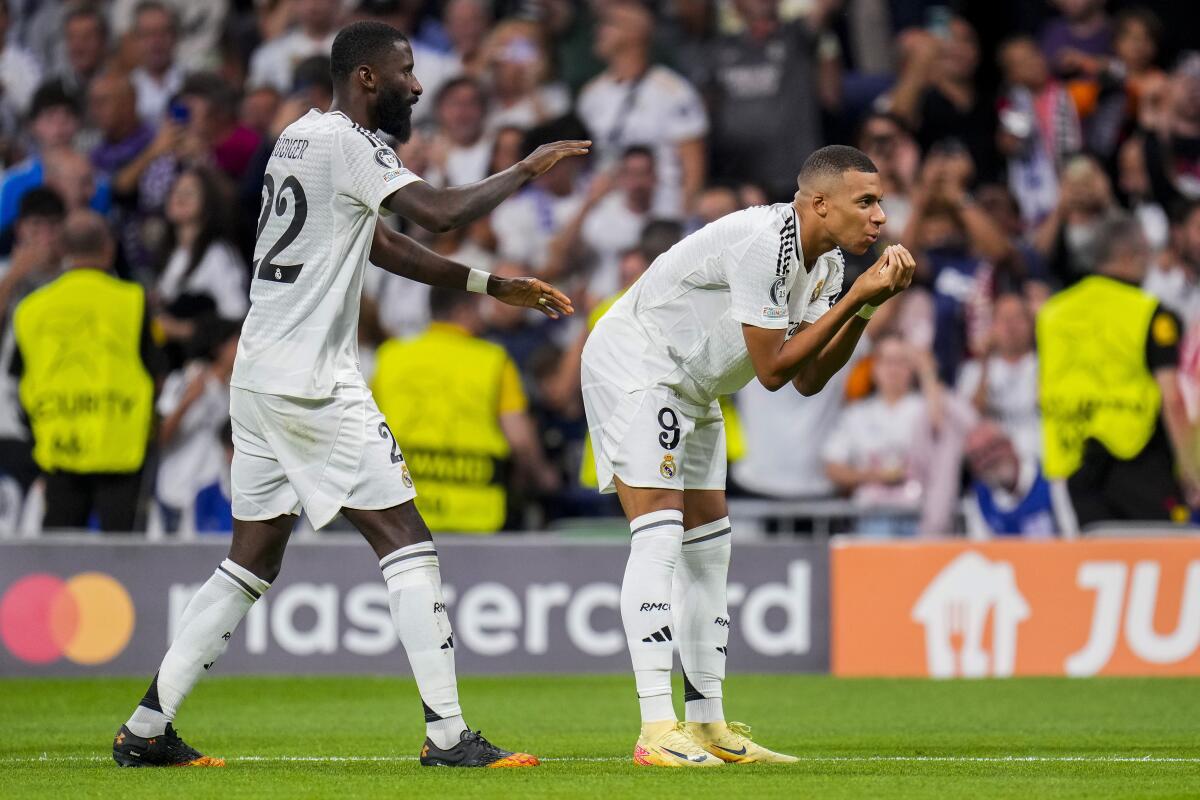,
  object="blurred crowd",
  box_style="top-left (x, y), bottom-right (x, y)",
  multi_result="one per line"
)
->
top-left (1, 0), bottom-right (1199, 536)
